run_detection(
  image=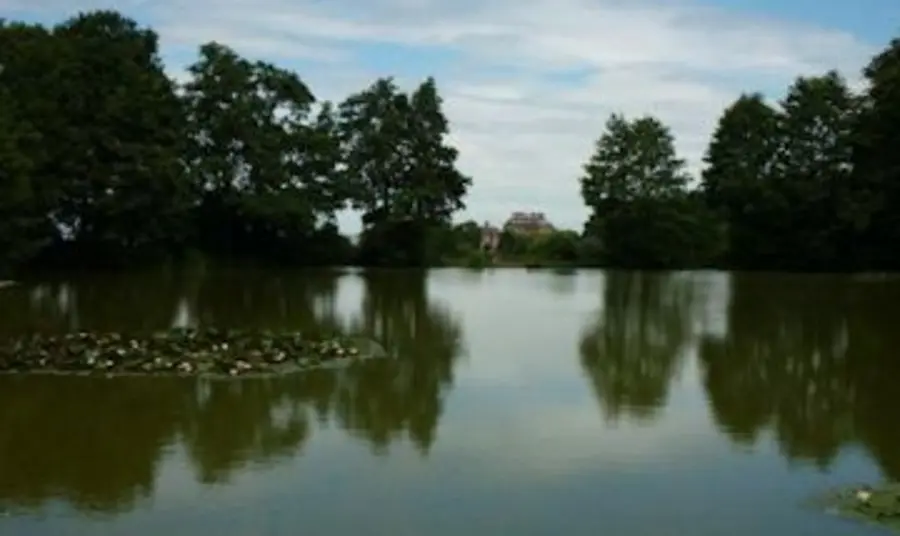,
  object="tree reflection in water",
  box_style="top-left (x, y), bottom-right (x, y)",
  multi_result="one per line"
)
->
top-left (0, 265), bottom-right (465, 513)
top-left (699, 274), bottom-right (900, 479)
top-left (579, 271), bottom-right (698, 422)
